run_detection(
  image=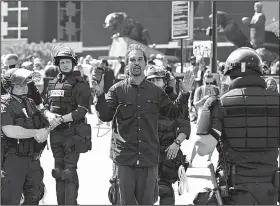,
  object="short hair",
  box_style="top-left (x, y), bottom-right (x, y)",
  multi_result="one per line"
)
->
top-left (4, 54), bottom-right (19, 67)
top-left (101, 59), bottom-right (109, 66)
top-left (125, 44), bottom-right (147, 65)
top-left (203, 72), bottom-right (214, 79)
